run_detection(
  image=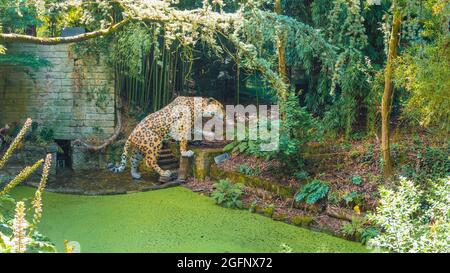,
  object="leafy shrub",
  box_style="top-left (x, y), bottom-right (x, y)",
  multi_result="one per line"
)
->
top-left (368, 176), bottom-right (450, 253)
top-left (394, 36), bottom-right (450, 132)
top-left (401, 146), bottom-right (449, 182)
top-left (273, 94), bottom-right (322, 172)
top-left (211, 180), bottom-right (244, 209)
top-left (25, 123), bottom-right (54, 145)
top-left (36, 127), bottom-right (54, 145)
top-left (295, 180), bottom-right (329, 205)
top-left (0, 53), bottom-right (51, 69)
top-left (224, 94), bottom-right (321, 176)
